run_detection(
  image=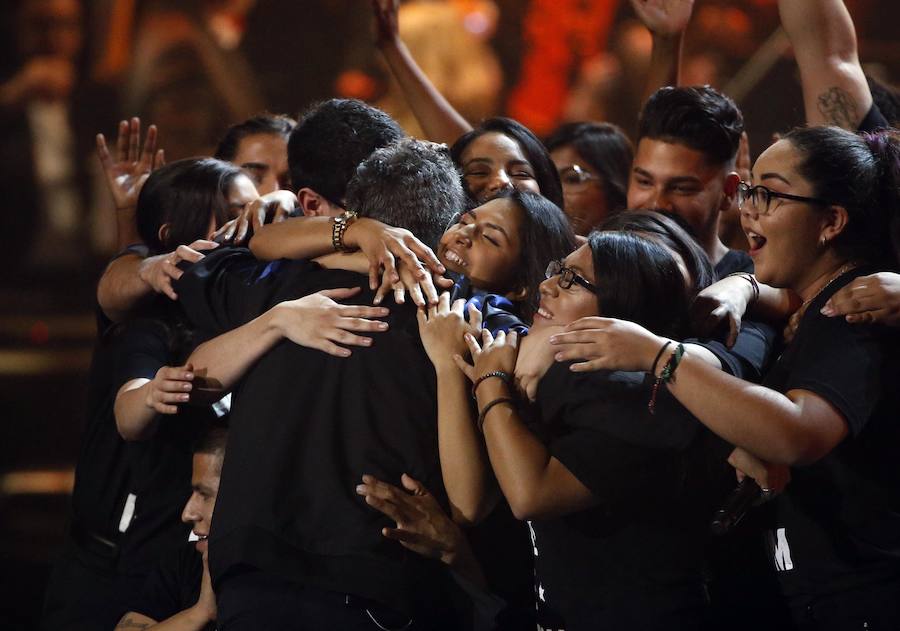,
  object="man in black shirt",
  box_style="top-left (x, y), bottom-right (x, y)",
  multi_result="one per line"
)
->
top-left (175, 137), bottom-right (467, 629)
top-left (626, 85), bottom-right (753, 279)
